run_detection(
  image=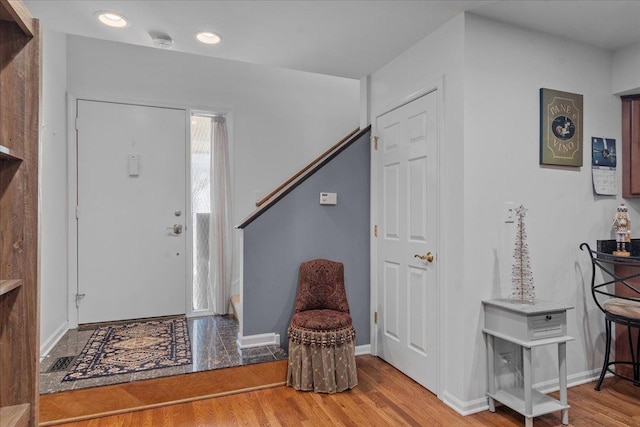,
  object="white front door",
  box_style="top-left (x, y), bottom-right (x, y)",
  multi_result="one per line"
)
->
top-left (76, 100), bottom-right (187, 324)
top-left (375, 91), bottom-right (439, 393)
